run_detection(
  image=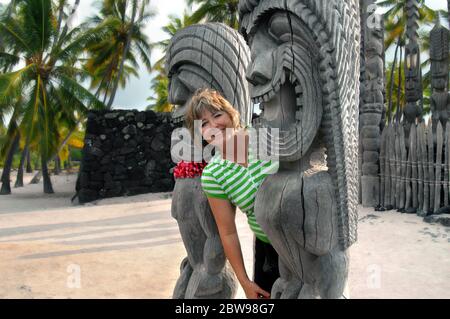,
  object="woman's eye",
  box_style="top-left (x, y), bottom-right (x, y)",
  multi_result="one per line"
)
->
top-left (214, 113), bottom-right (222, 118)
top-left (202, 122), bottom-right (207, 127)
